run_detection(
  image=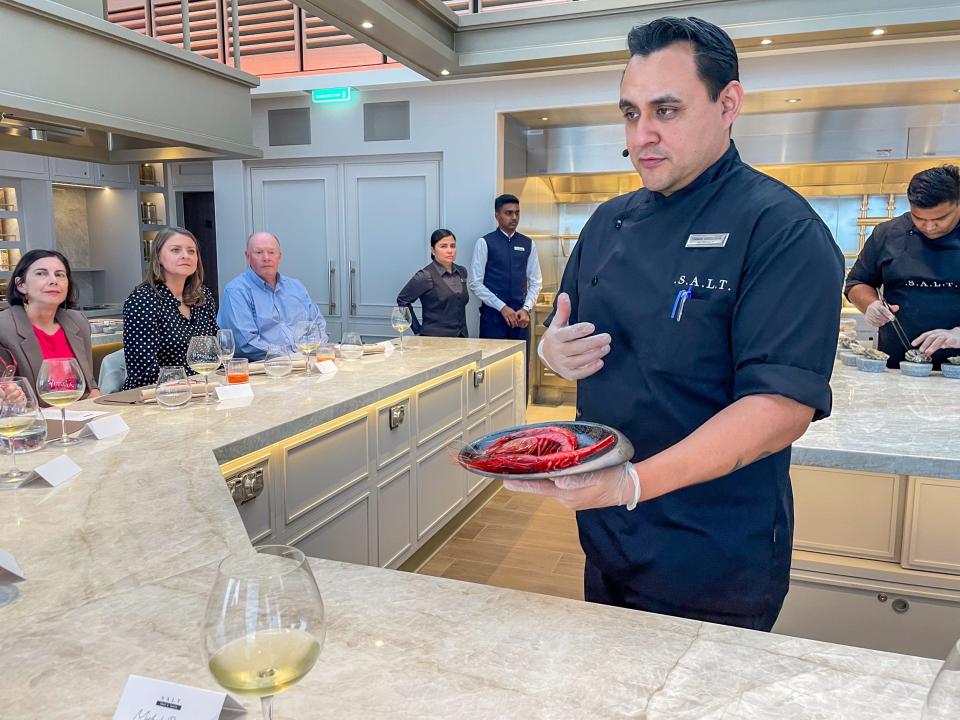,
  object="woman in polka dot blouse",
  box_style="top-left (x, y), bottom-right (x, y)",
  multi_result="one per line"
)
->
top-left (122, 226), bottom-right (219, 390)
